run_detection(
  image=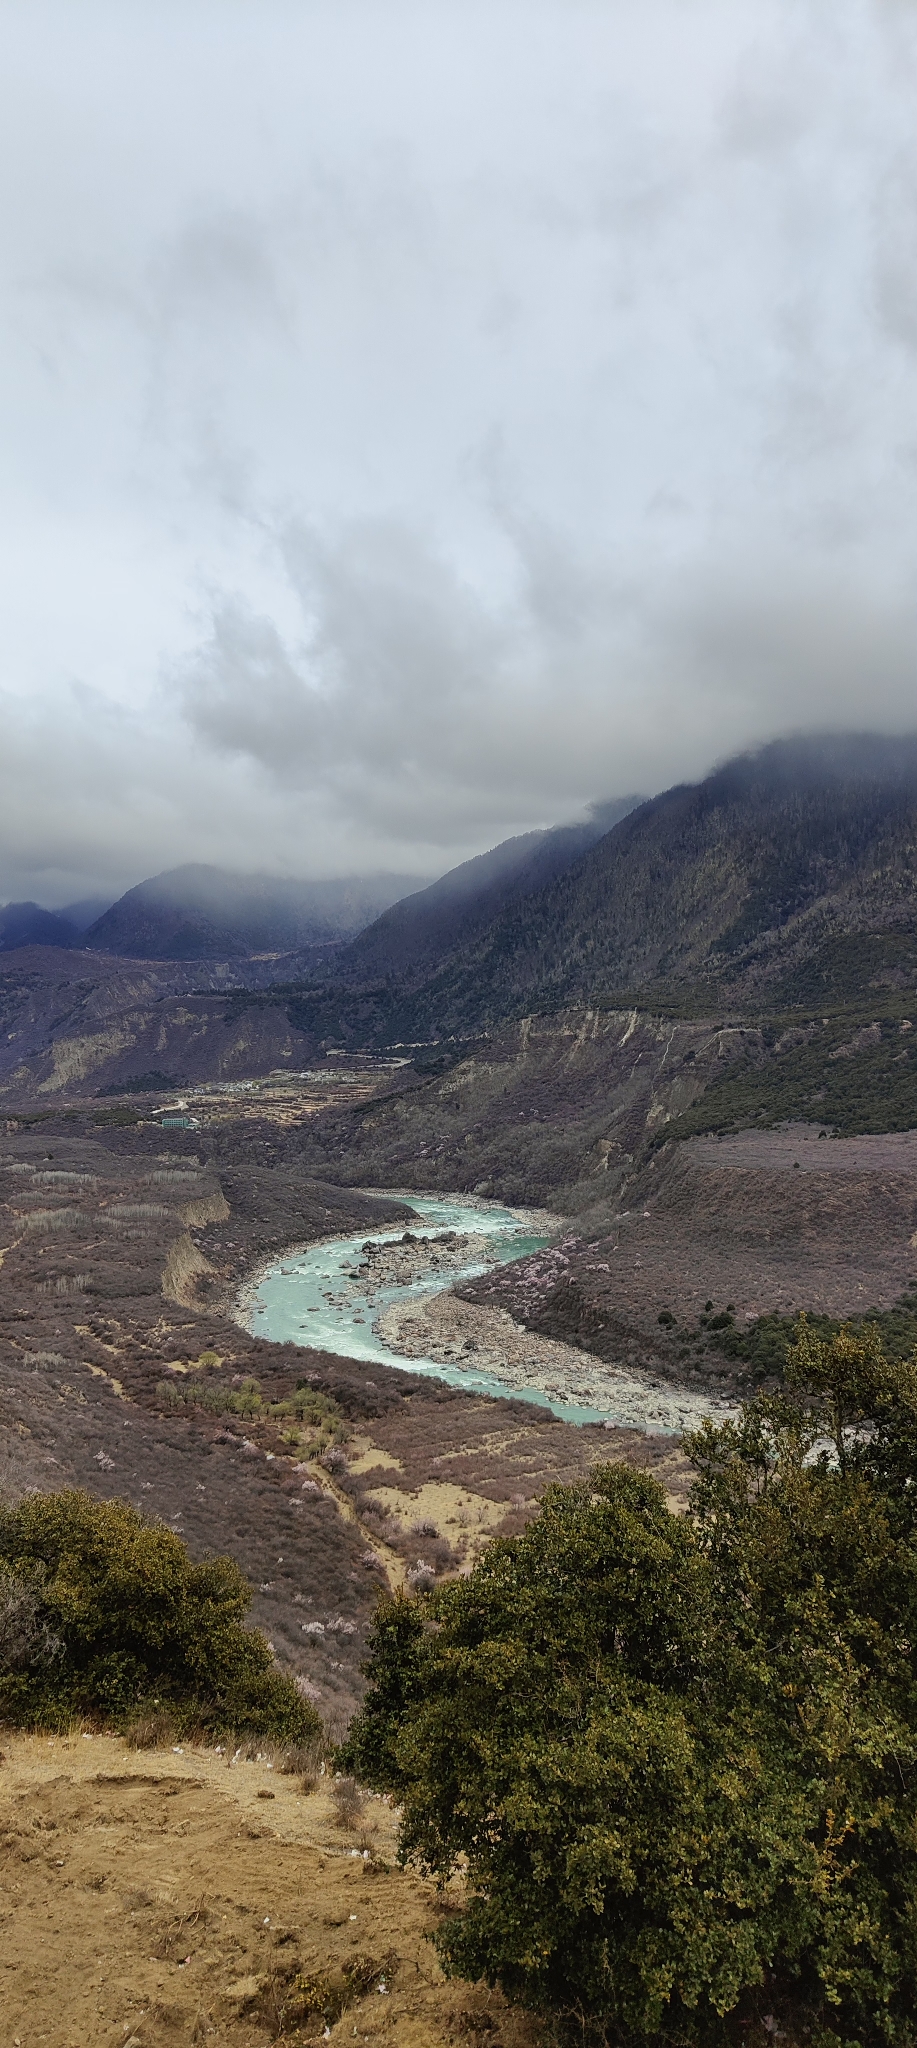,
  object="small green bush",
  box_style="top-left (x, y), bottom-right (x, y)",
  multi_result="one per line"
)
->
top-left (155, 1369), bottom-right (344, 1454)
top-left (0, 1489), bottom-right (320, 1745)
